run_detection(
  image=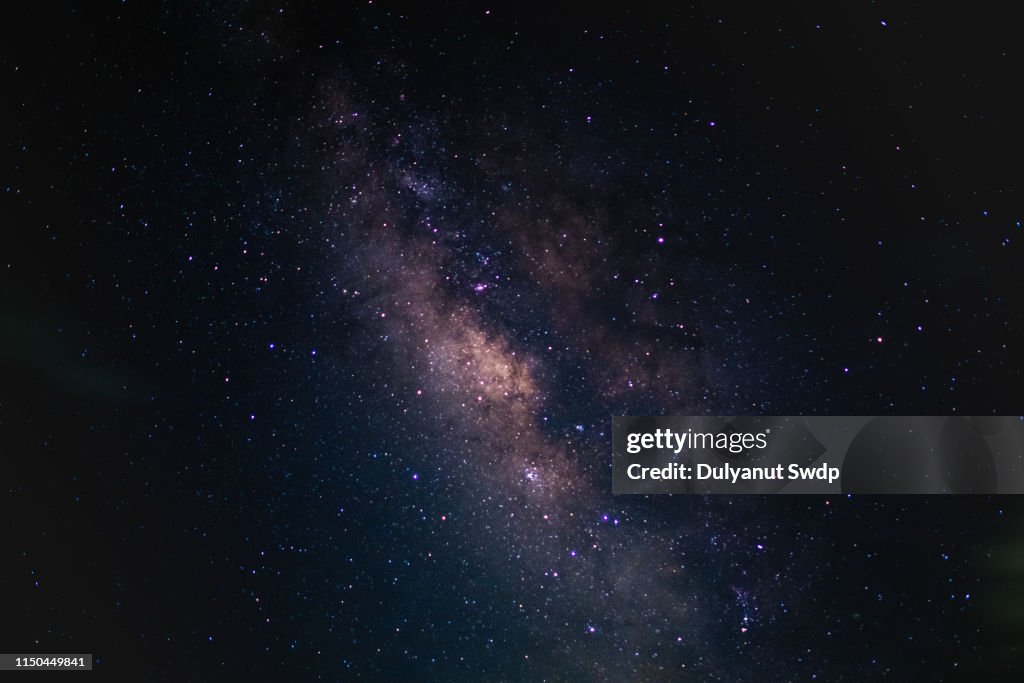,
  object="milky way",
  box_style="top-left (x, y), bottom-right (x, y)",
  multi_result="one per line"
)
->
top-left (295, 76), bottom-right (844, 679)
